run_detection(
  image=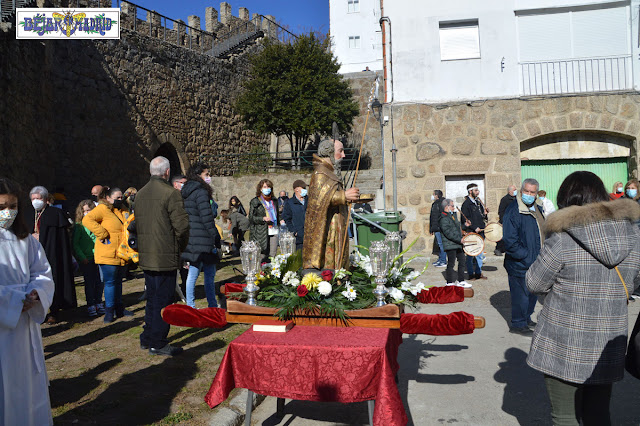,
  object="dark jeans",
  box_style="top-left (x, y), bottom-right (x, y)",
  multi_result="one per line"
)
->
top-left (79, 259), bottom-right (103, 306)
top-left (544, 374), bottom-right (612, 426)
top-left (140, 270), bottom-right (177, 349)
top-left (434, 232), bottom-right (447, 264)
top-left (466, 255), bottom-right (481, 277)
top-left (99, 264), bottom-right (126, 309)
top-left (445, 249), bottom-right (466, 283)
top-left (508, 274), bottom-right (537, 328)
